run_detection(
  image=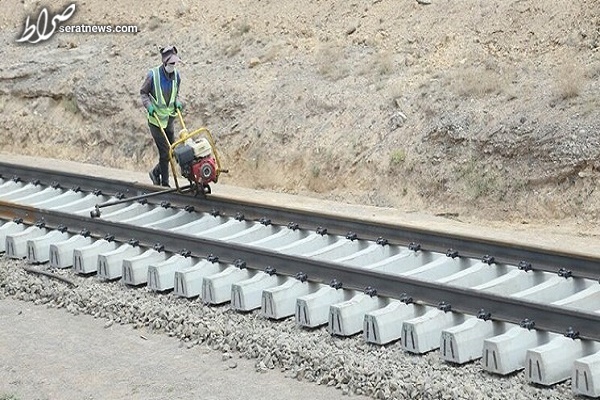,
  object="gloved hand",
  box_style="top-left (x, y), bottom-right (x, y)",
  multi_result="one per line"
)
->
top-left (146, 104), bottom-right (155, 116)
top-left (175, 100), bottom-right (183, 111)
